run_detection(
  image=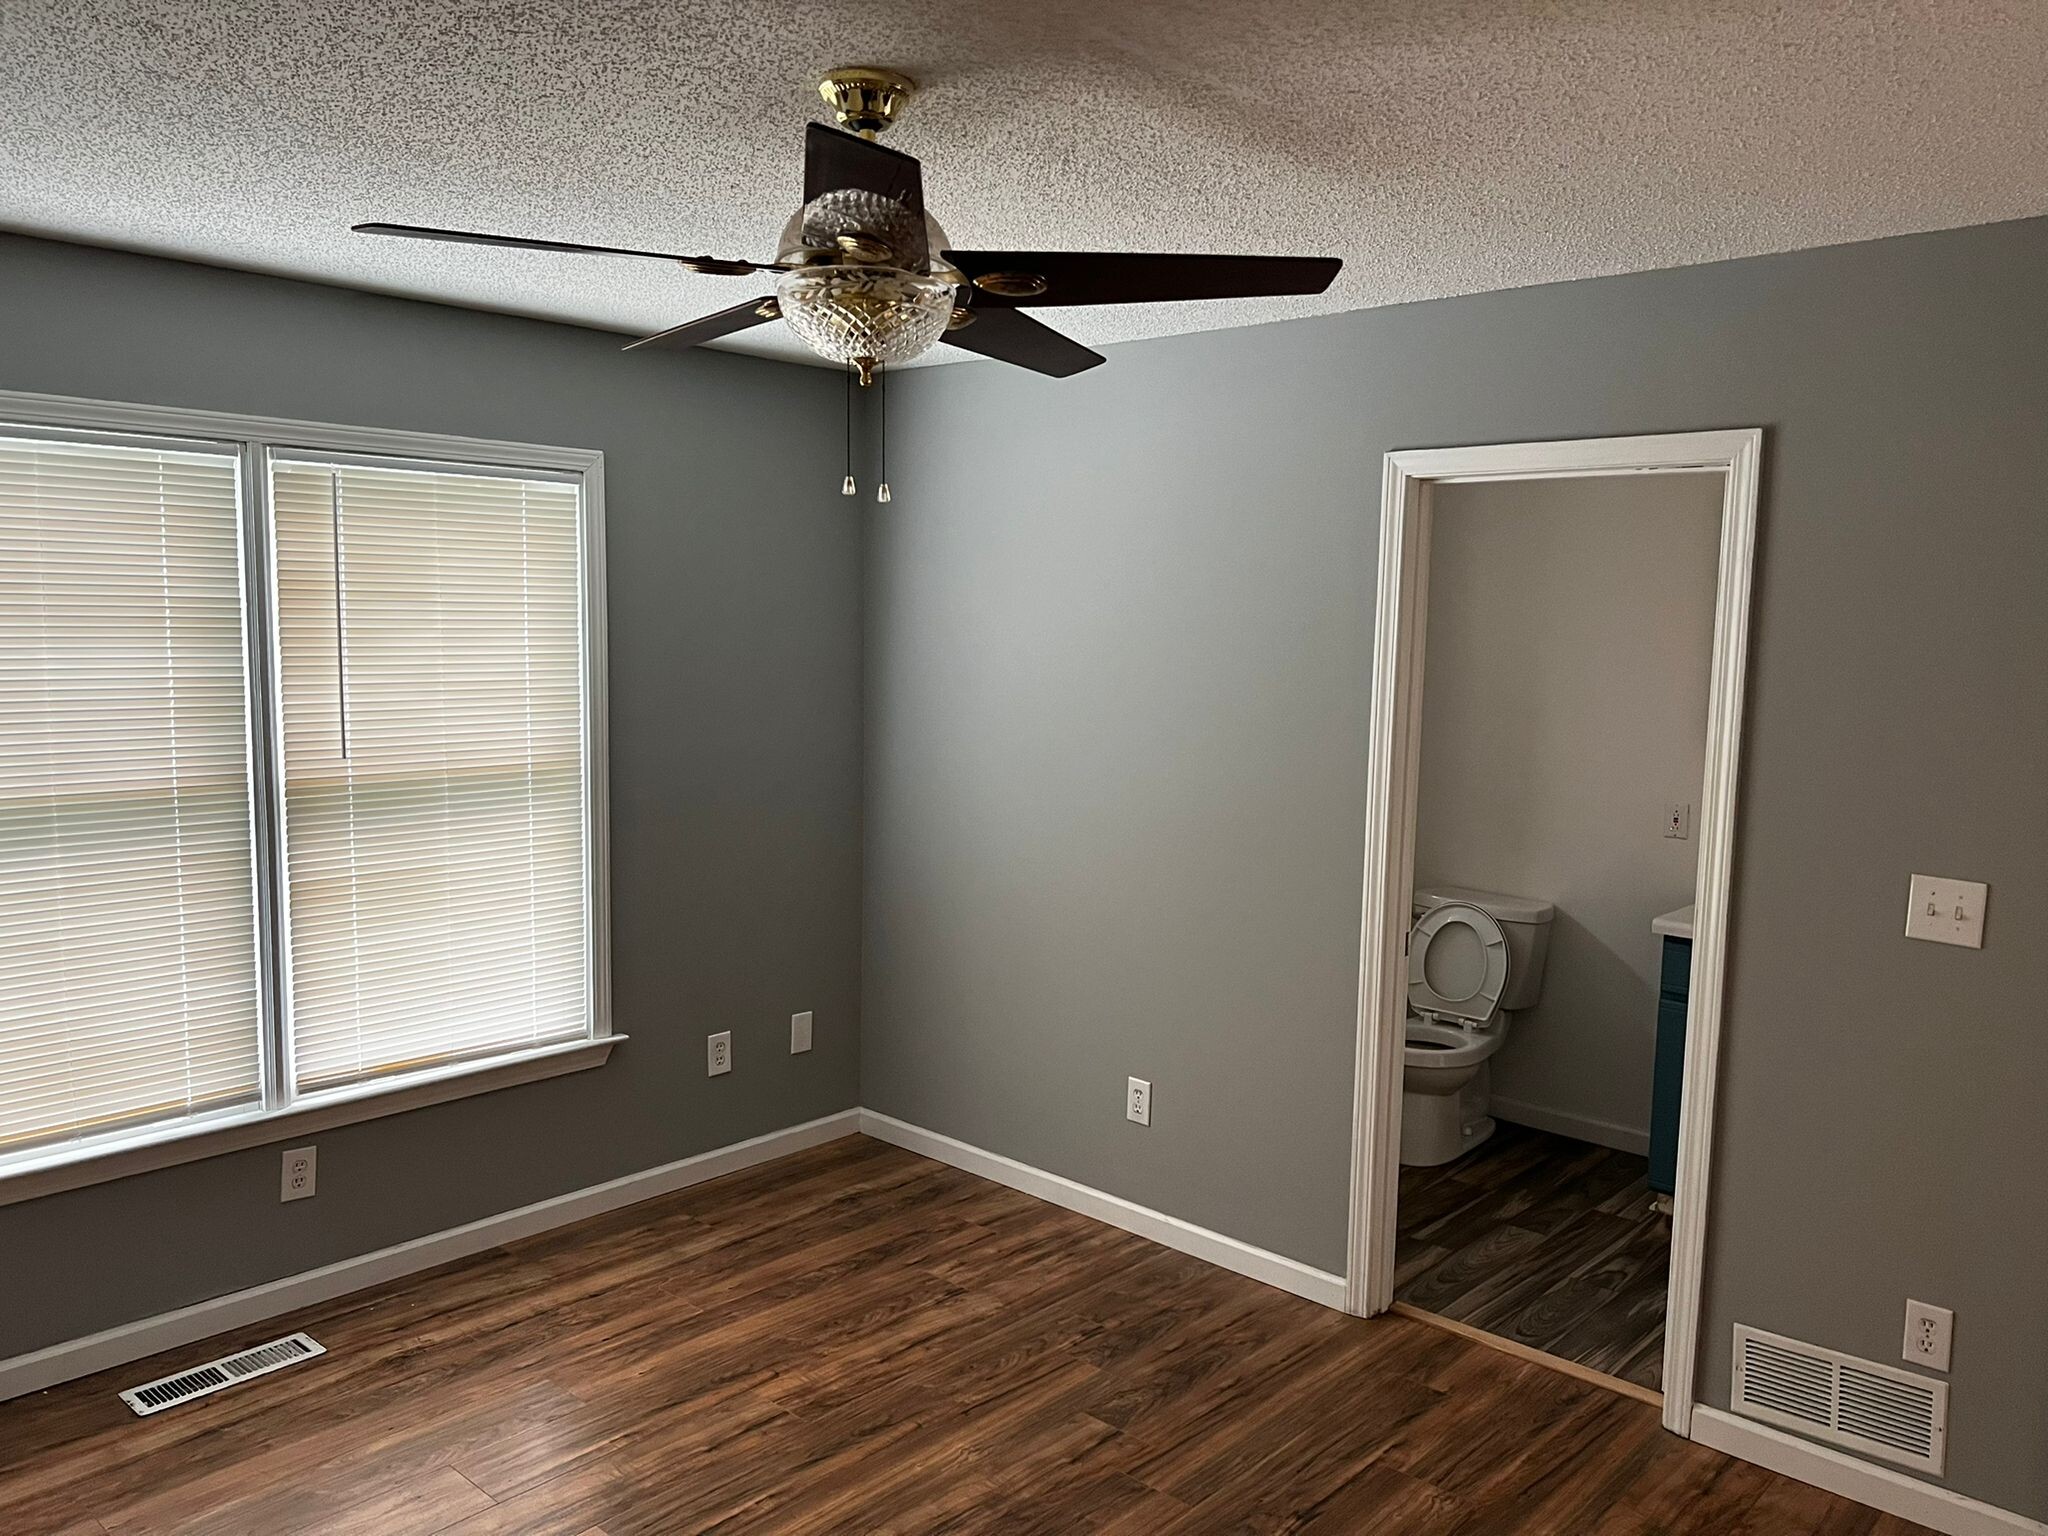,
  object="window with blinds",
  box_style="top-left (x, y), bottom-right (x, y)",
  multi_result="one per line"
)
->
top-left (0, 433), bottom-right (262, 1154)
top-left (0, 404), bottom-right (602, 1181)
top-left (270, 459), bottom-right (589, 1093)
